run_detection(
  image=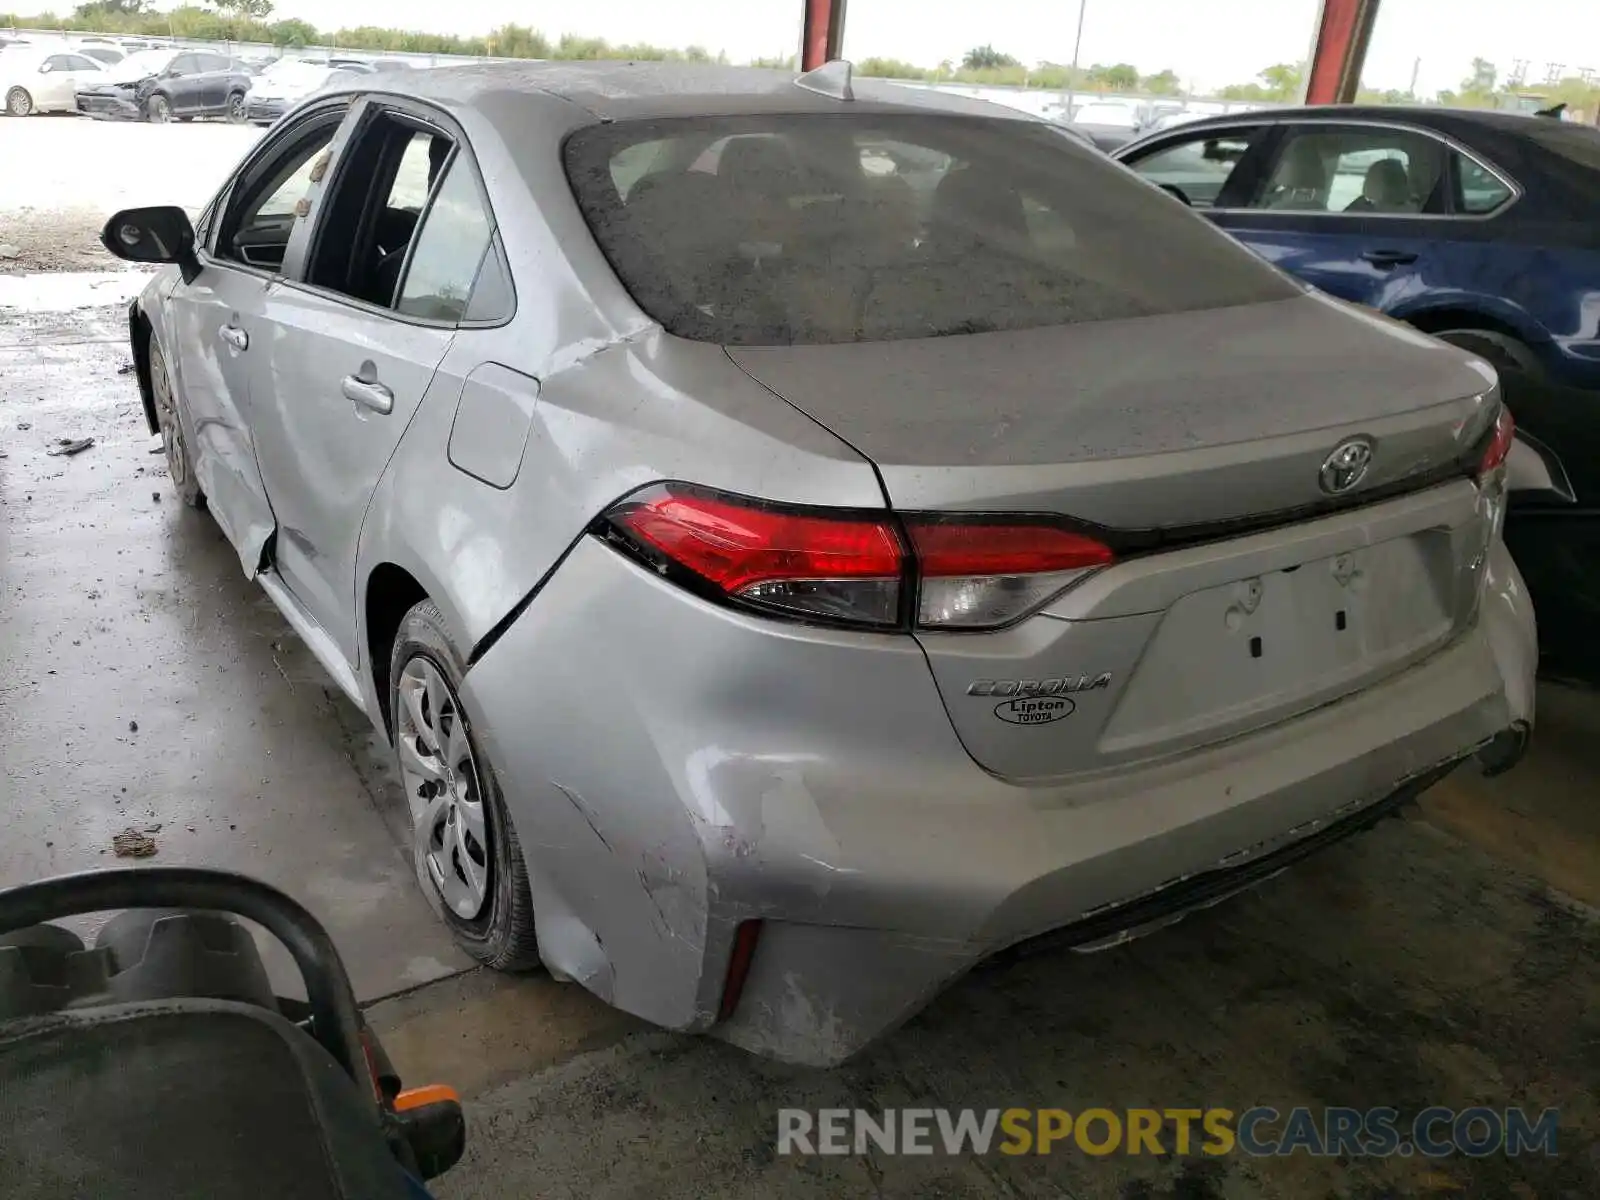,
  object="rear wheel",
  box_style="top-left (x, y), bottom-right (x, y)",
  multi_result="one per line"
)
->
top-left (1432, 328), bottom-right (1544, 384)
top-left (5, 87), bottom-right (33, 117)
top-left (145, 93), bottom-right (172, 123)
top-left (149, 335), bottom-right (203, 508)
top-left (390, 599), bottom-right (540, 971)
top-left (224, 91), bottom-right (247, 124)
